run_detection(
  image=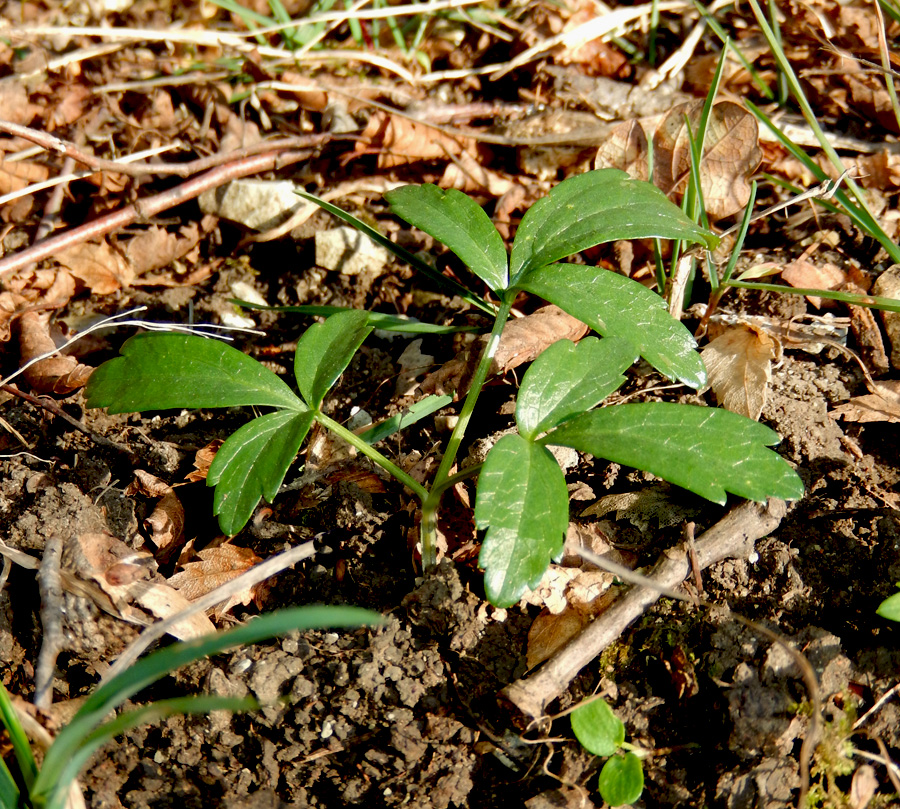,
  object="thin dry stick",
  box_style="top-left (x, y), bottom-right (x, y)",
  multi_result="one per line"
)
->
top-left (0, 148), bottom-right (314, 280)
top-left (499, 498), bottom-right (823, 808)
top-left (34, 534), bottom-right (65, 711)
top-left (499, 499), bottom-right (787, 719)
top-left (0, 121), bottom-right (330, 178)
top-left (101, 540), bottom-right (317, 684)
